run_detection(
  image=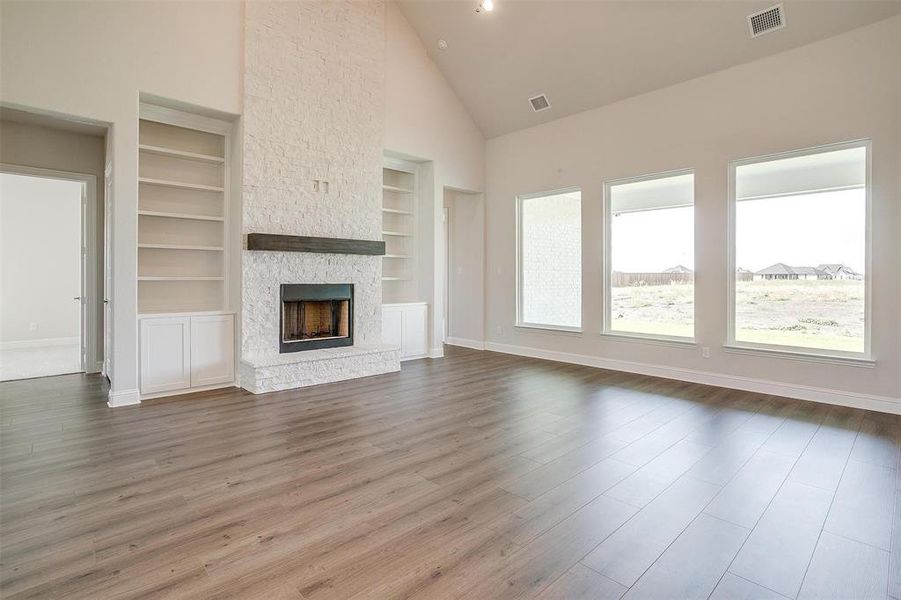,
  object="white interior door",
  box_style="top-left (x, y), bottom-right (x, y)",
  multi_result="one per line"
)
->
top-left (0, 168), bottom-right (92, 381)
